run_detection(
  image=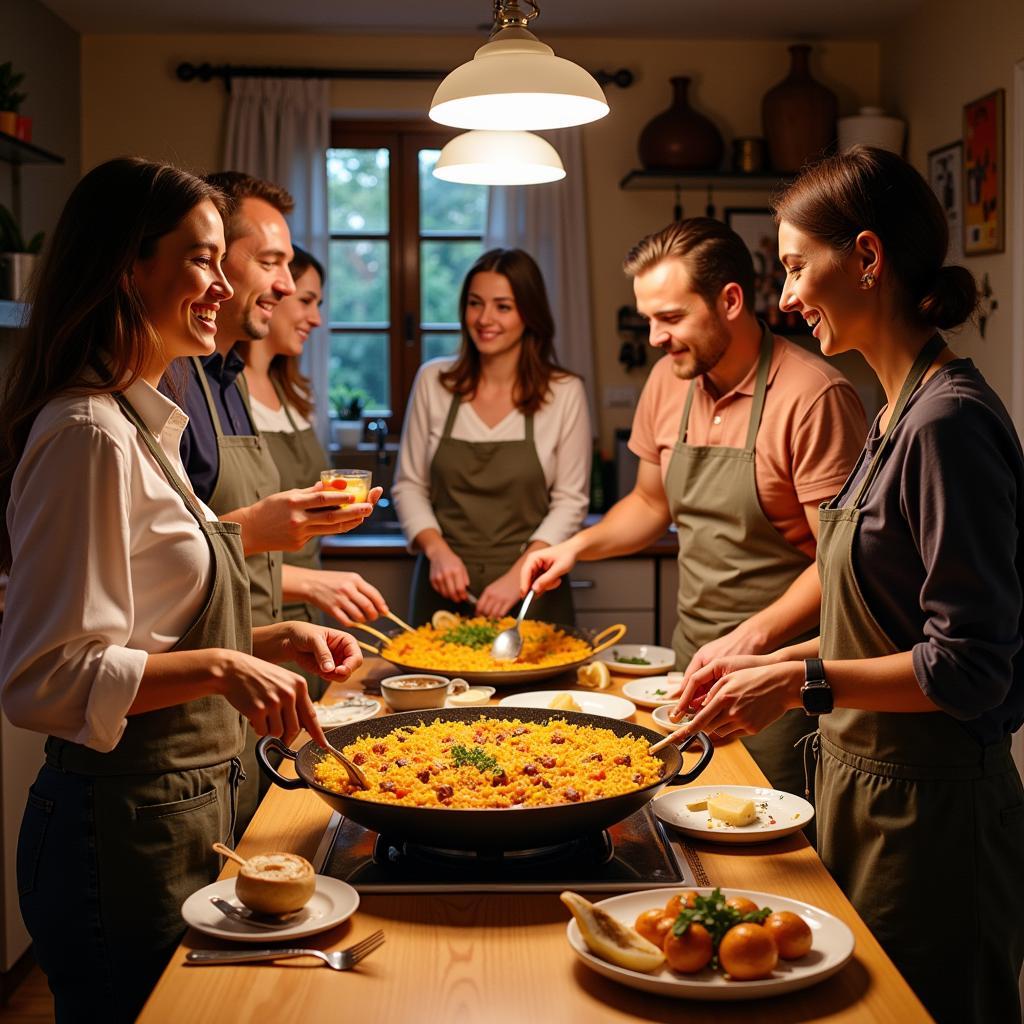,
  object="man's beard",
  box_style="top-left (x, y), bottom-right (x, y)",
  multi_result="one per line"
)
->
top-left (670, 318), bottom-right (730, 380)
top-left (241, 303), bottom-right (270, 341)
